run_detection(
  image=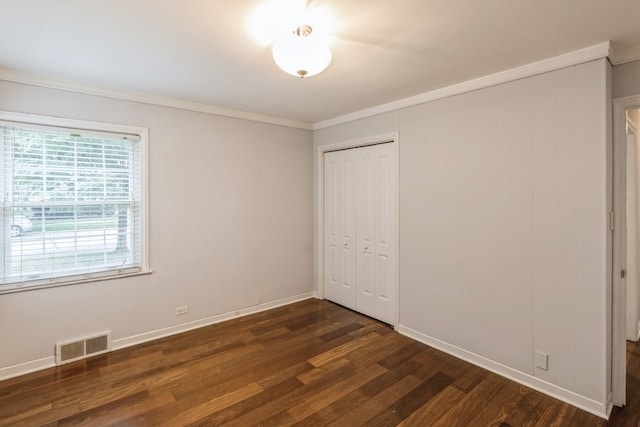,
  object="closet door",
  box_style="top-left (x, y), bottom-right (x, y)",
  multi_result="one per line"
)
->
top-left (324, 142), bottom-right (397, 325)
top-left (356, 143), bottom-right (397, 324)
top-left (324, 149), bottom-right (357, 309)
